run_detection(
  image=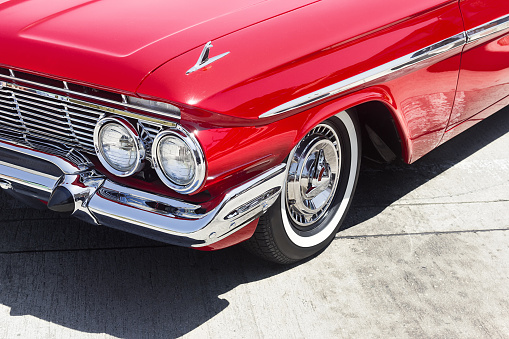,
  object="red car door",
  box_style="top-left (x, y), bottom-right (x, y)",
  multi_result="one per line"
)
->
top-left (447, 0), bottom-right (509, 134)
